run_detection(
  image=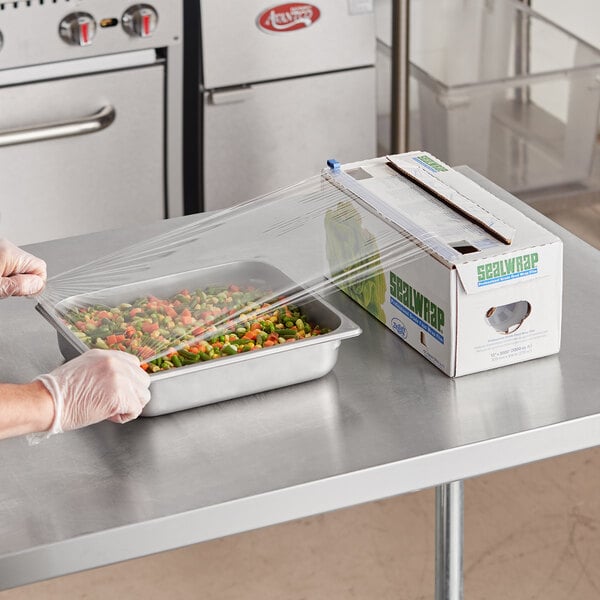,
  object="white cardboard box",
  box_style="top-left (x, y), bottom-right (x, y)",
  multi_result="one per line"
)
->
top-left (326, 151), bottom-right (563, 376)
